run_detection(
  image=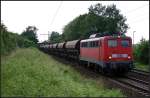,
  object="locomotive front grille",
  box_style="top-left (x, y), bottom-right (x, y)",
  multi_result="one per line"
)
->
top-left (105, 61), bottom-right (133, 70)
